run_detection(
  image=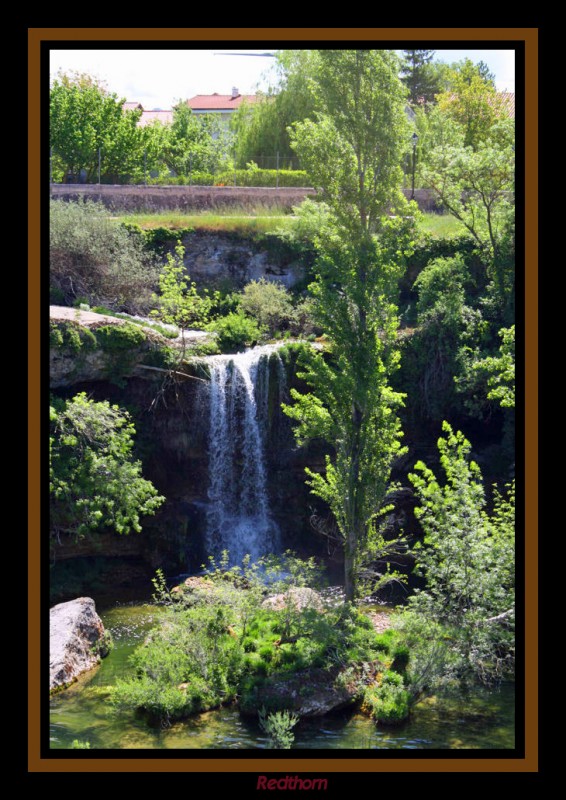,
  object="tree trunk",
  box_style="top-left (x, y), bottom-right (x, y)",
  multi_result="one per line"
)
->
top-left (344, 536), bottom-right (356, 602)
